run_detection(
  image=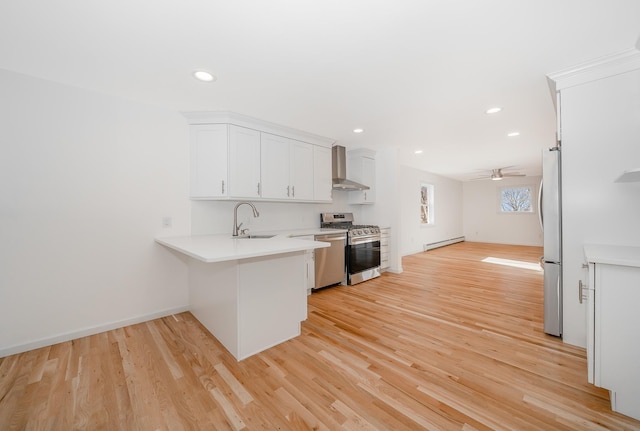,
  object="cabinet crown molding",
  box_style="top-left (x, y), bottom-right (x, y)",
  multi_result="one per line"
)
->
top-left (182, 111), bottom-right (335, 148)
top-left (547, 48), bottom-right (640, 92)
